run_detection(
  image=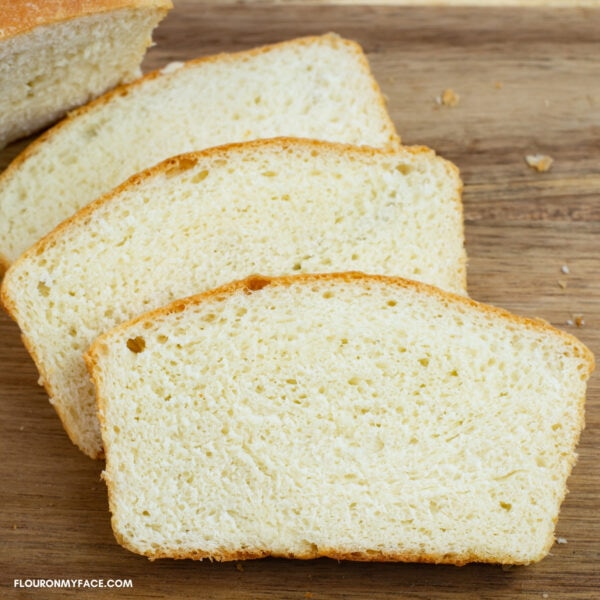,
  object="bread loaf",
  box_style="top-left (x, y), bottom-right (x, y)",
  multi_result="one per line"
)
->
top-left (0, 0), bottom-right (171, 150)
top-left (84, 272), bottom-right (593, 564)
top-left (0, 138), bottom-right (465, 458)
top-left (0, 33), bottom-right (399, 273)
